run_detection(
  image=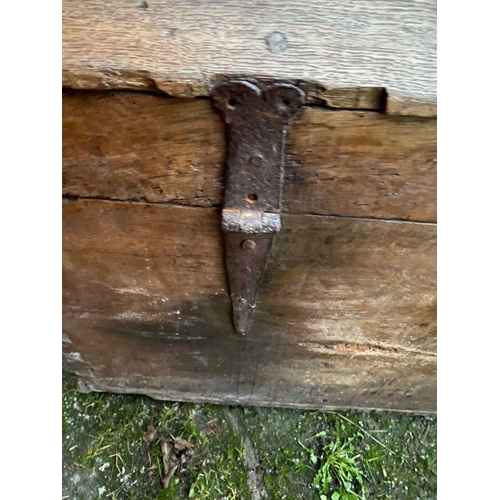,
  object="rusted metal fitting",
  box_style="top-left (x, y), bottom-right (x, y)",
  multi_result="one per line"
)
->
top-left (213, 79), bottom-right (305, 334)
